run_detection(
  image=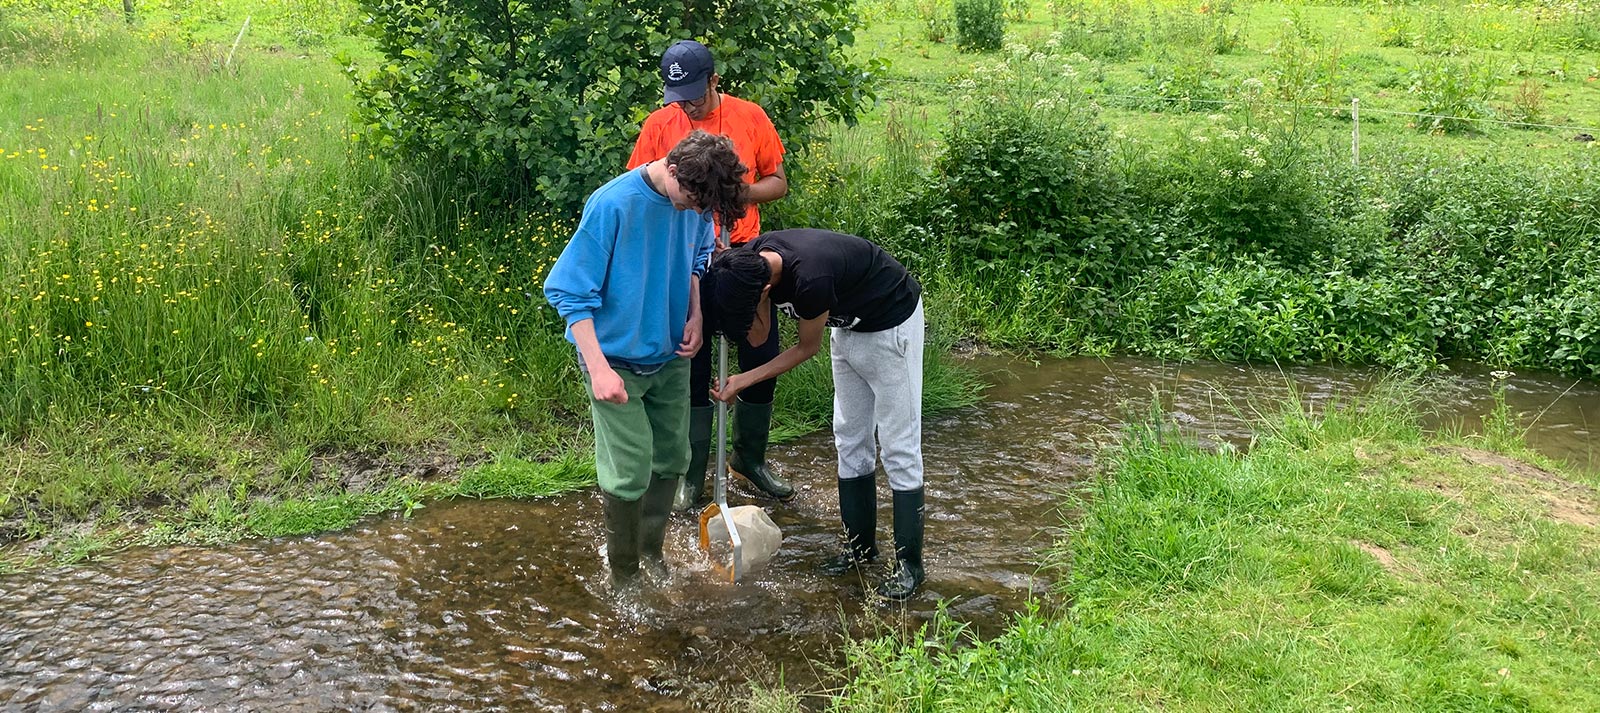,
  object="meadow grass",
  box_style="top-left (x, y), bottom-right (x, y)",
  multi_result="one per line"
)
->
top-left (0, 25), bottom-right (587, 559)
top-left (746, 387), bottom-right (1600, 711)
